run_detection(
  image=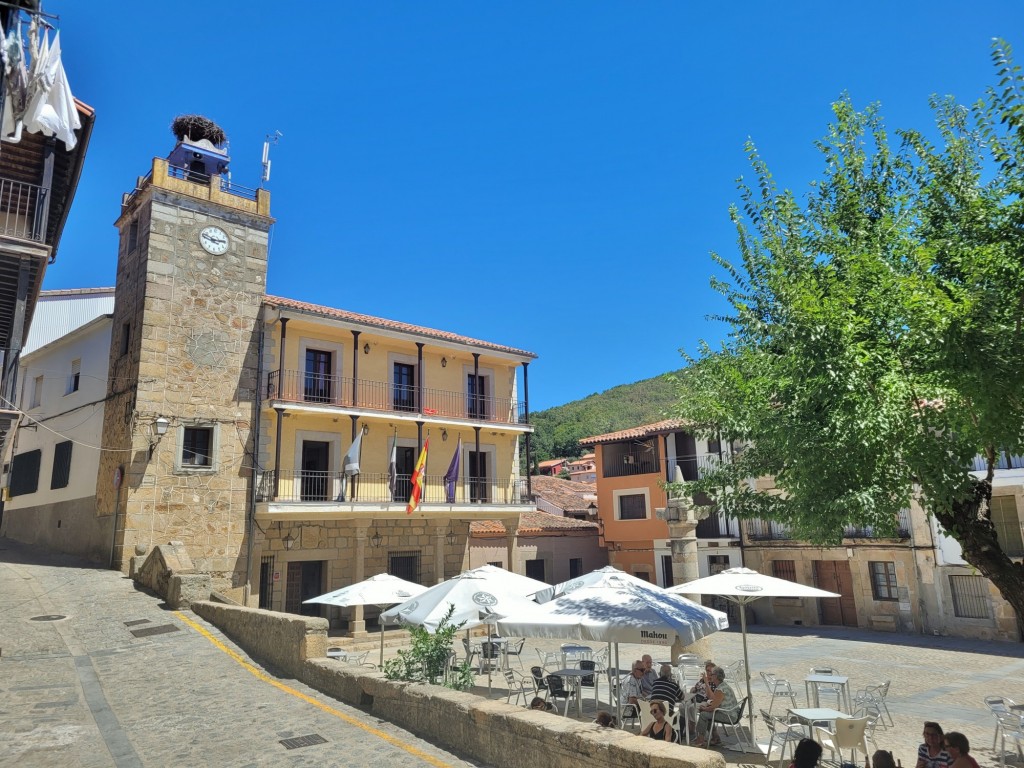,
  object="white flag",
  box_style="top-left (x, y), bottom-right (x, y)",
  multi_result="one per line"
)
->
top-left (343, 430), bottom-right (363, 477)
